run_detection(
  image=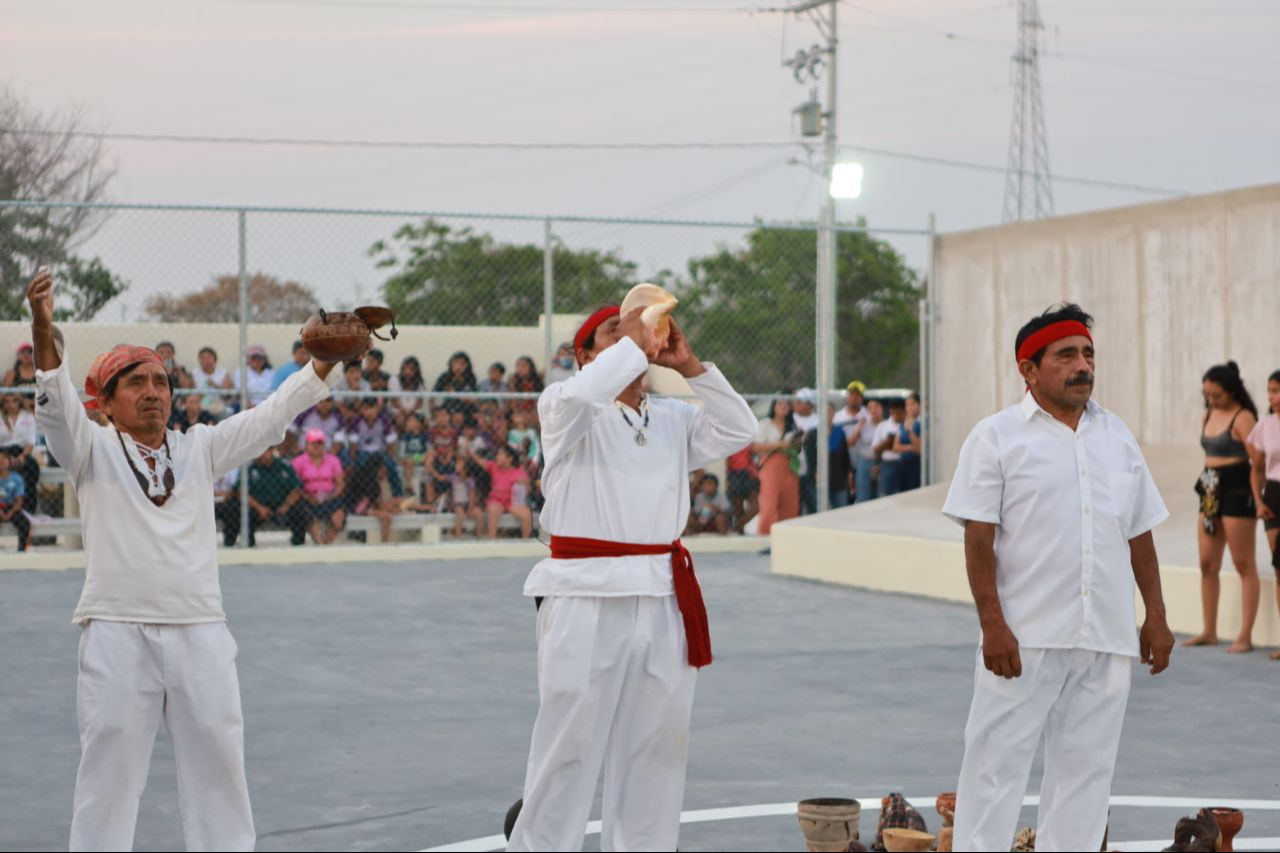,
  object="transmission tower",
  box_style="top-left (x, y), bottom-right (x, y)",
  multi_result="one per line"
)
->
top-left (1002, 0), bottom-right (1054, 221)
